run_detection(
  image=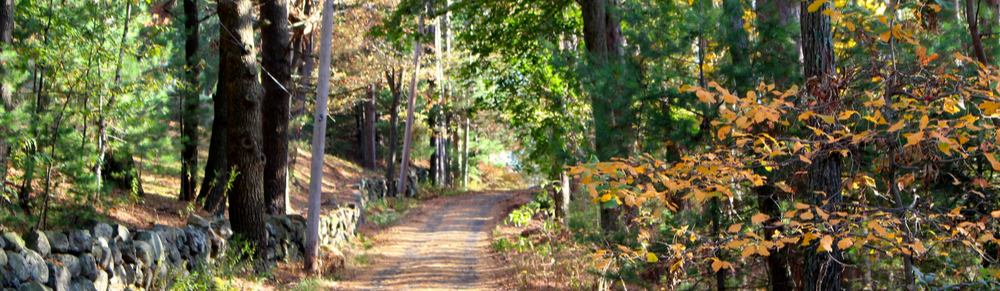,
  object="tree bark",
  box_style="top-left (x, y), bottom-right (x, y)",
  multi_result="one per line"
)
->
top-left (384, 69), bottom-right (402, 196)
top-left (397, 15), bottom-right (424, 197)
top-left (724, 0), bottom-right (750, 92)
top-left (198, 90), bottom-right (229, 213)
top-left (261, 0), bottom-right (292, 215)
top-left (179, 0), bottom-right (201, 201)
top-left (801, 0), bottom-right (842, 288)
top-left (305, 0), bottom-right (335, 273)
top-left (757, 186), bottom-right (792, 291)
top-left (219, 0), bottom-right (268, 270)
top-left (577, 0), bottom-right (631, 233)
top-left (0, 0), bottom-right (13, 196)
top-left (292, 0), bottom-right (315, 143)
top-left (967, 0), bottom-right (990, 65)
top-left (362, 84), bottom-right (377, 170)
